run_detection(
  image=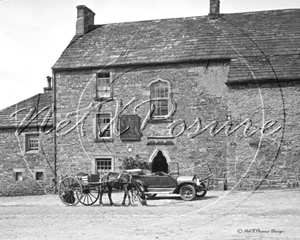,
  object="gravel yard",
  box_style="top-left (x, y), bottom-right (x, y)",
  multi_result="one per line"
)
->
top-left (0, 189), bottom-right (300, 240)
